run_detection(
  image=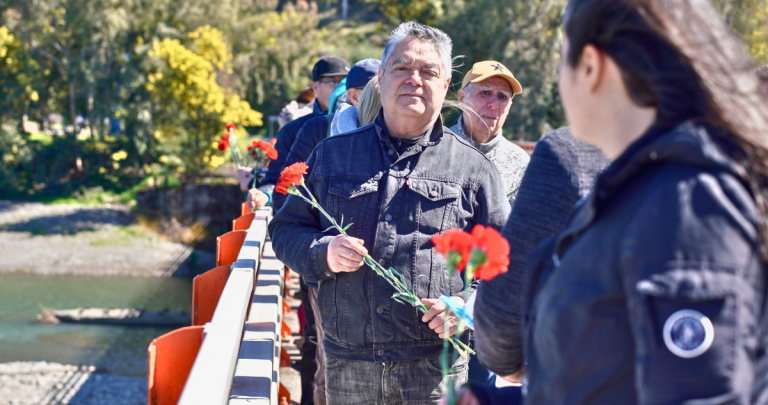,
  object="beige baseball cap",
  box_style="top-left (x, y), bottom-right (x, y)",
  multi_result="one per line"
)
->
top-left (461, 61), bottom-right (522, 95)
